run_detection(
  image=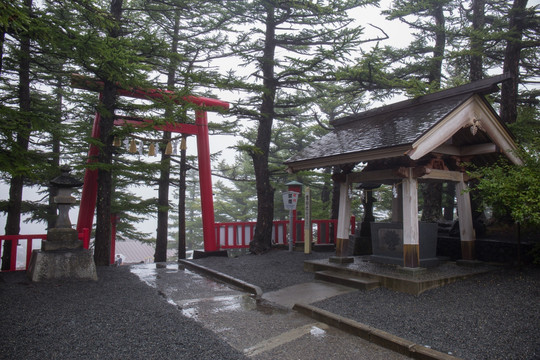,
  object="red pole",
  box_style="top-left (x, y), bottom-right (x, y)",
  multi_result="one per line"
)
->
top-left (79, 228), bottom-right (90, 249)
top-left (10, 239), bottom-right (17, 271)
top-left (26, 238), bottom-right (33, 269)
top-left (77, 94), bottom-right (102, 234)
top-left (196, 110), bottom-right (218, 252)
